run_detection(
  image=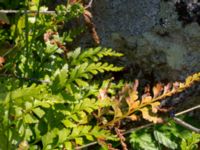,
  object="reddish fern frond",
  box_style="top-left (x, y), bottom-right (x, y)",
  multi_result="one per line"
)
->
top-left (101, 72), bottom-right (200, 127)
